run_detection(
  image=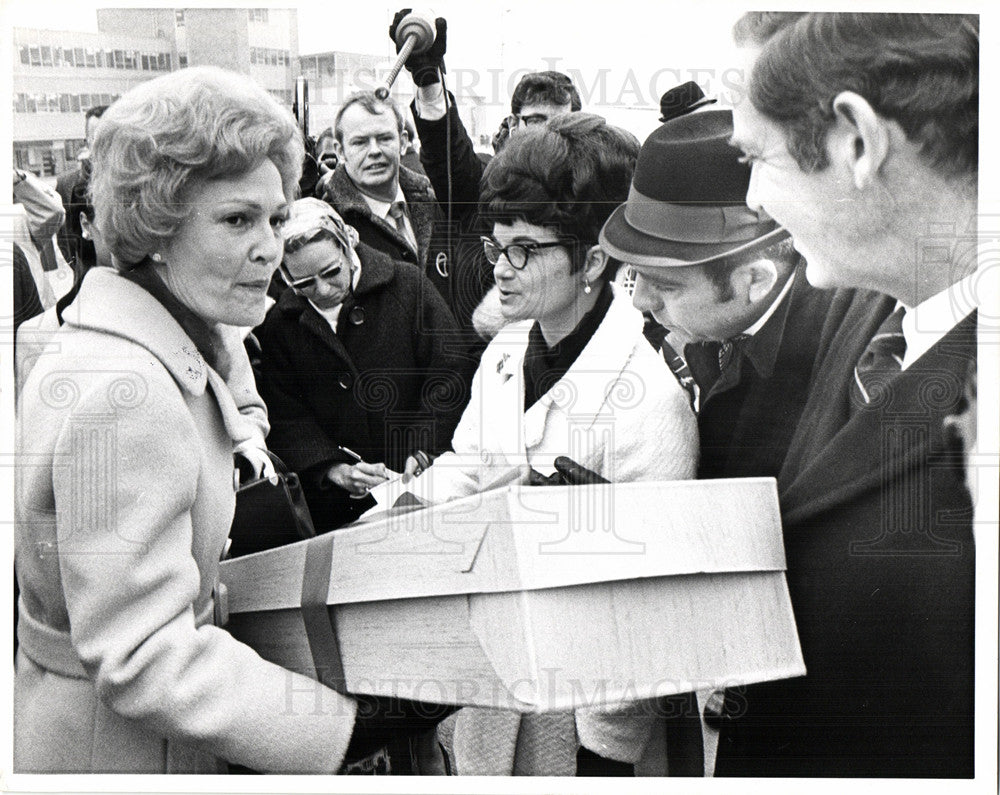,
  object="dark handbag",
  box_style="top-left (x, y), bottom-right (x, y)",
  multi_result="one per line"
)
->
top-left (228, 452), bottom-right (316, 558)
